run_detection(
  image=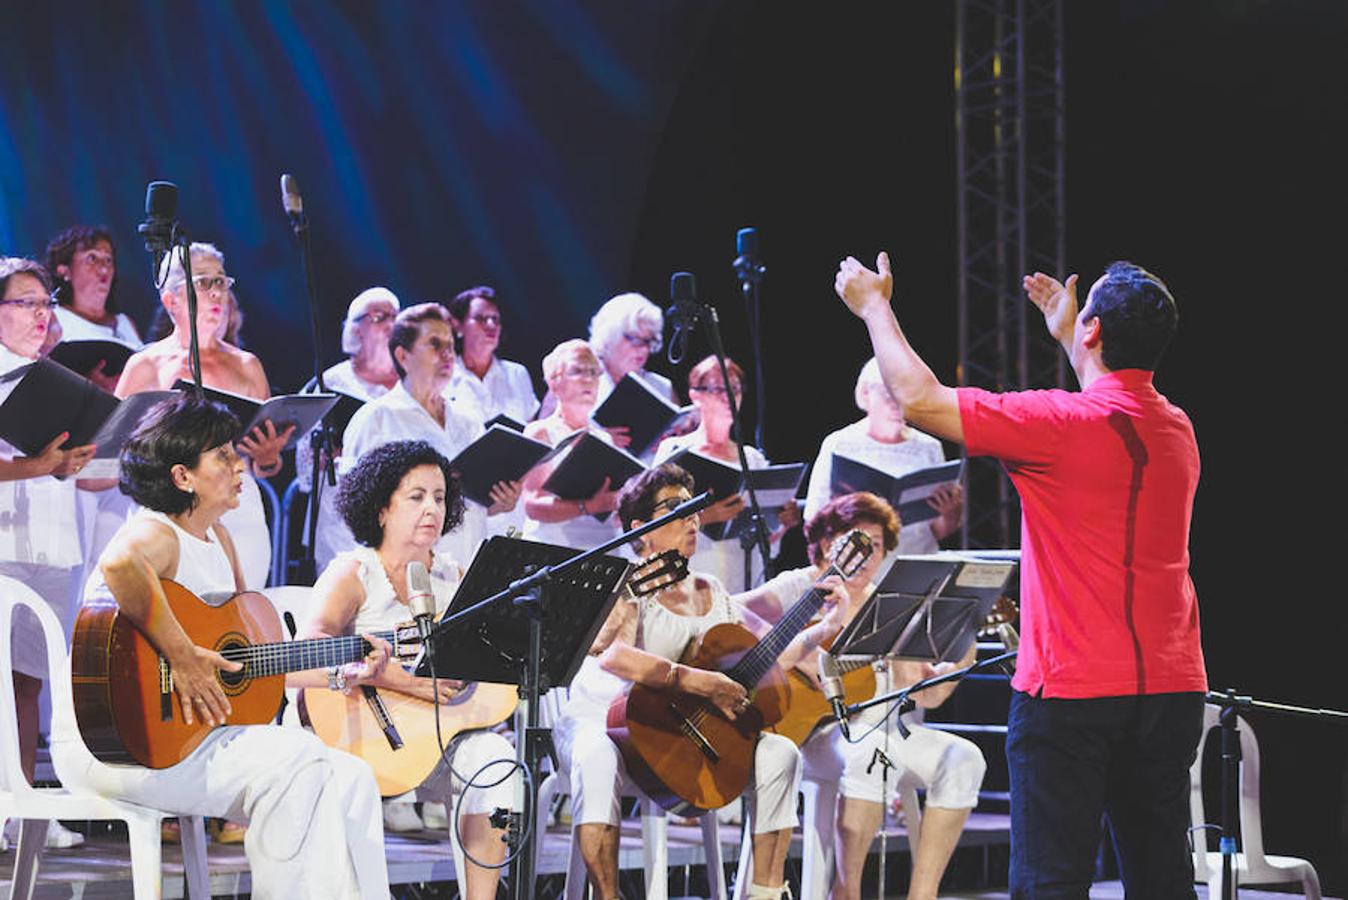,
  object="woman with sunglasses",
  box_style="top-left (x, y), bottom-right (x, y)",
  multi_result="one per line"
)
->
top-left (0, 257), bottom-right (98, 849)
top-left (654, 356), bottom-right (801, 591)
